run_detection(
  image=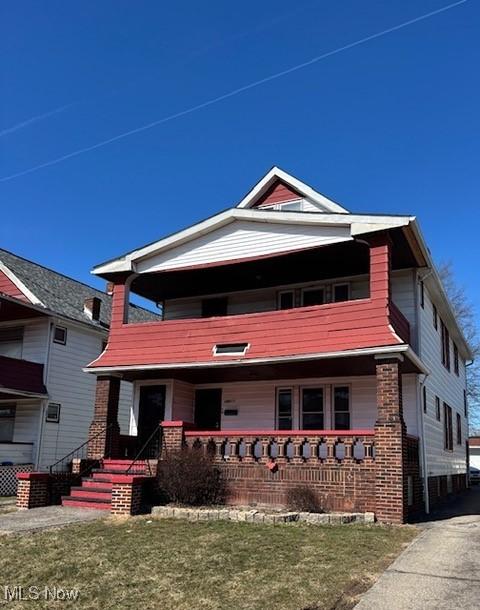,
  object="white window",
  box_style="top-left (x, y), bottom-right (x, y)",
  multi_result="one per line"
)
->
top-left (301, 287), bottom-right (325, 307)
top-left (46, 403), bottom-right (61, 423)
top-left (213, 343), bottom-right (249, 356)
top-left (0, 405), bottom-right (15, 442)
top-left (333, 386), bottom-right (350, 430)
top-left (53, 326), bottom-right (67, 345)
top-left (301, 387), bottom-right (324, 430)
top-left (276, 388), bottom-right (293, 430)
top-left (333, 283), bottom-right (350, 303)
top-left (0, 327), bottom-right (23, 359)
top-left (277, 290), bottom-right (294, 310)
